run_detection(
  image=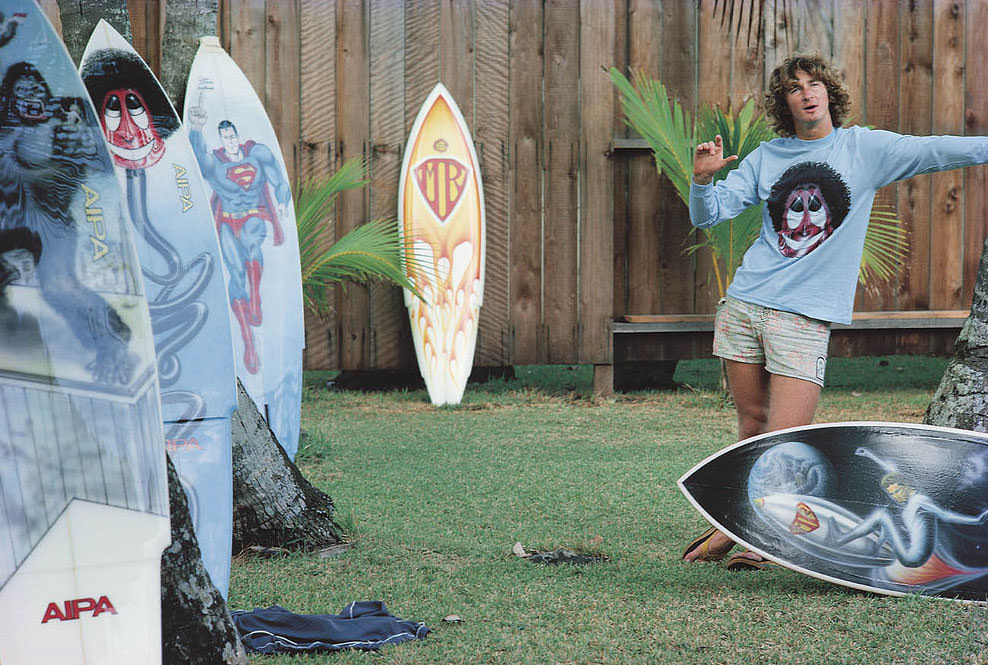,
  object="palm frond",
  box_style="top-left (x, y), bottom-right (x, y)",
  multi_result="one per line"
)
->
top-left (301, 218), bottom-right (426, 315)
top-left (294, 158), bottom-right (427, 316)
top-left (859, 204), bottom-right (909, 288)
top-left (610, 67), bottom-right (694, 203)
